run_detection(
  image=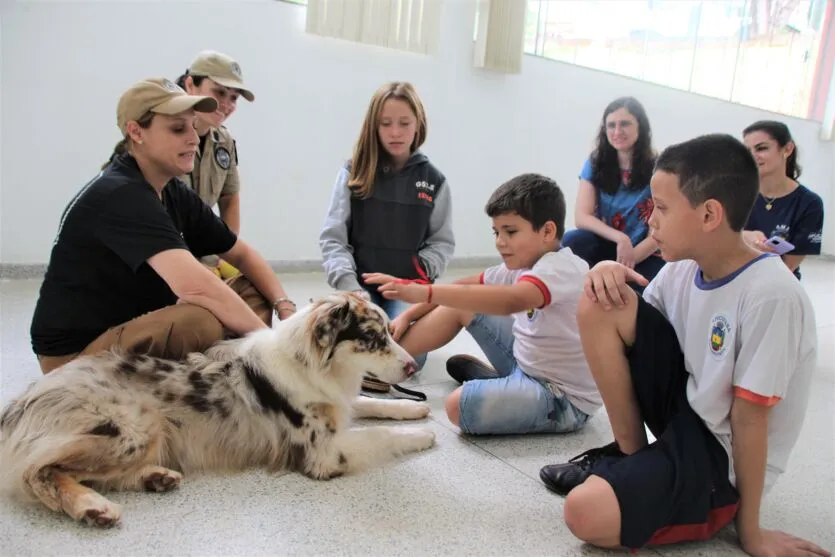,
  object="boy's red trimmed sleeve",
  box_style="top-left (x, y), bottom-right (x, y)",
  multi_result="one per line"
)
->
top-left (732, 297), bottom-right (804, 406)
top-left (518, 275), bottom-right (551, 307)
top-left (515, 254), bottom-right (580, 309)
top-left (732, 387), bottom-right (782, 407)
